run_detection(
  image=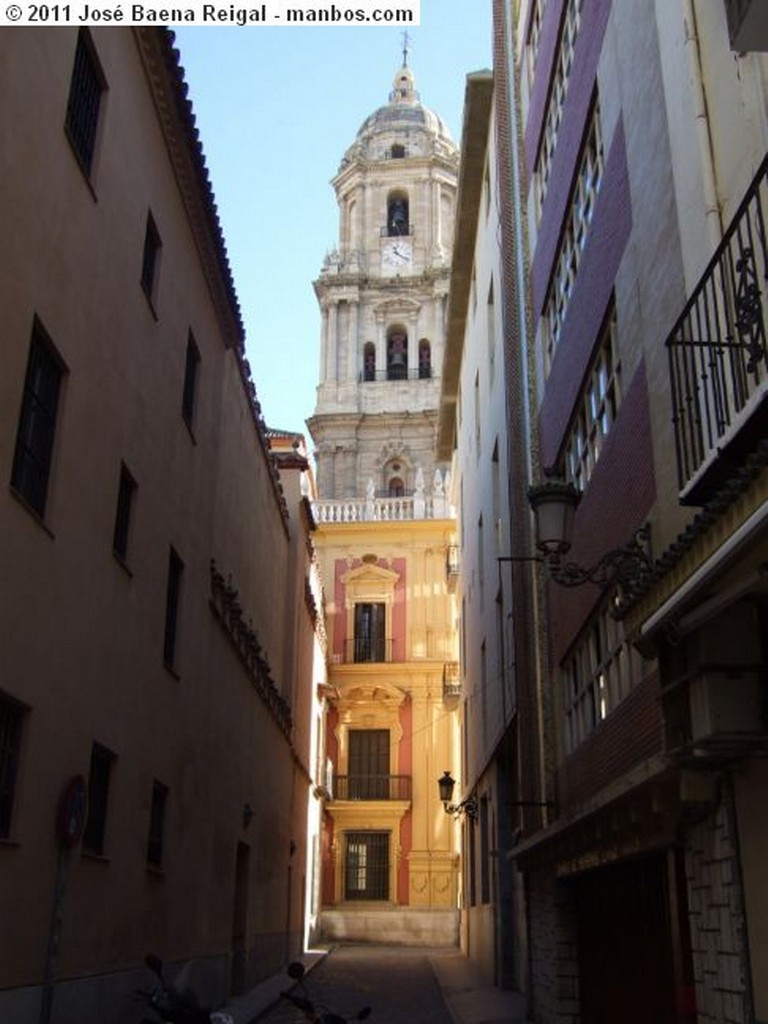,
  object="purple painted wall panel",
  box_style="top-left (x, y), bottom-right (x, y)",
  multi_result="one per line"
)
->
top-left (548, 358), bottom-right (656, 660)
top-left (530, 0), bottom-right (612, 308)
top-left (538, 118), bottom-right (632, 469)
